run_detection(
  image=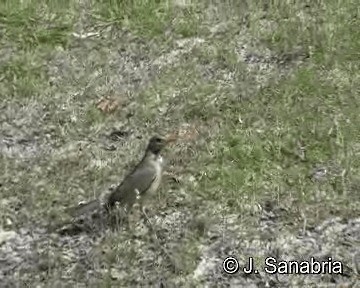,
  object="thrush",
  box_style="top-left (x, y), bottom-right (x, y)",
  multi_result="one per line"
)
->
top-left (69, 135), bottom-right (176, 218)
